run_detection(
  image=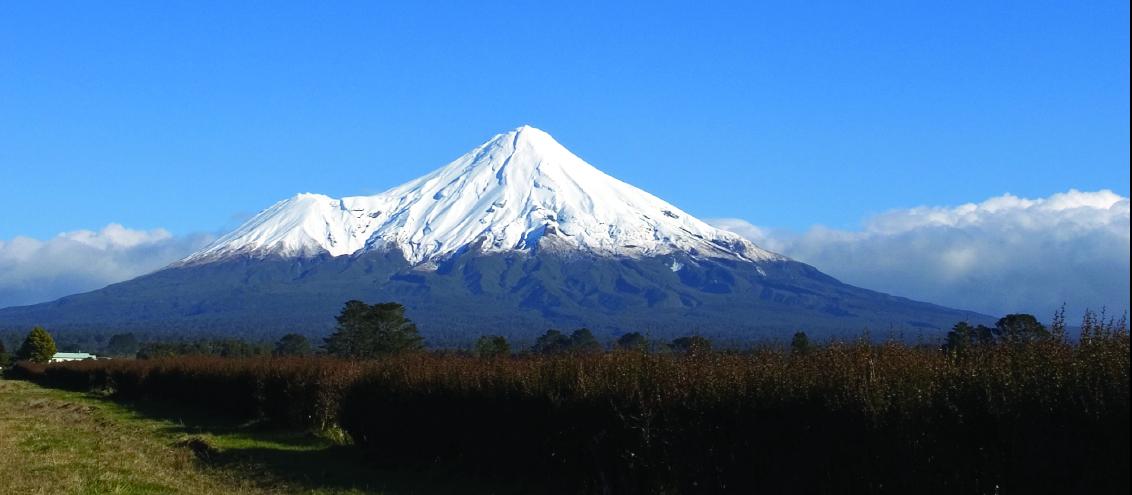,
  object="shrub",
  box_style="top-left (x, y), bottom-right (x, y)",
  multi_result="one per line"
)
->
top-left (615, 332), bottom-right (647, 352)
top-left (473, 335), bottom-right (510, 358)
top-left (531, 329), bottom-right (571, 355)
top-left (273, 333), bottom-right (312, 357)
top-left (790, 331), bottom-right (810, 355)
top-left (669, 335), bottom-right (711, 355)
